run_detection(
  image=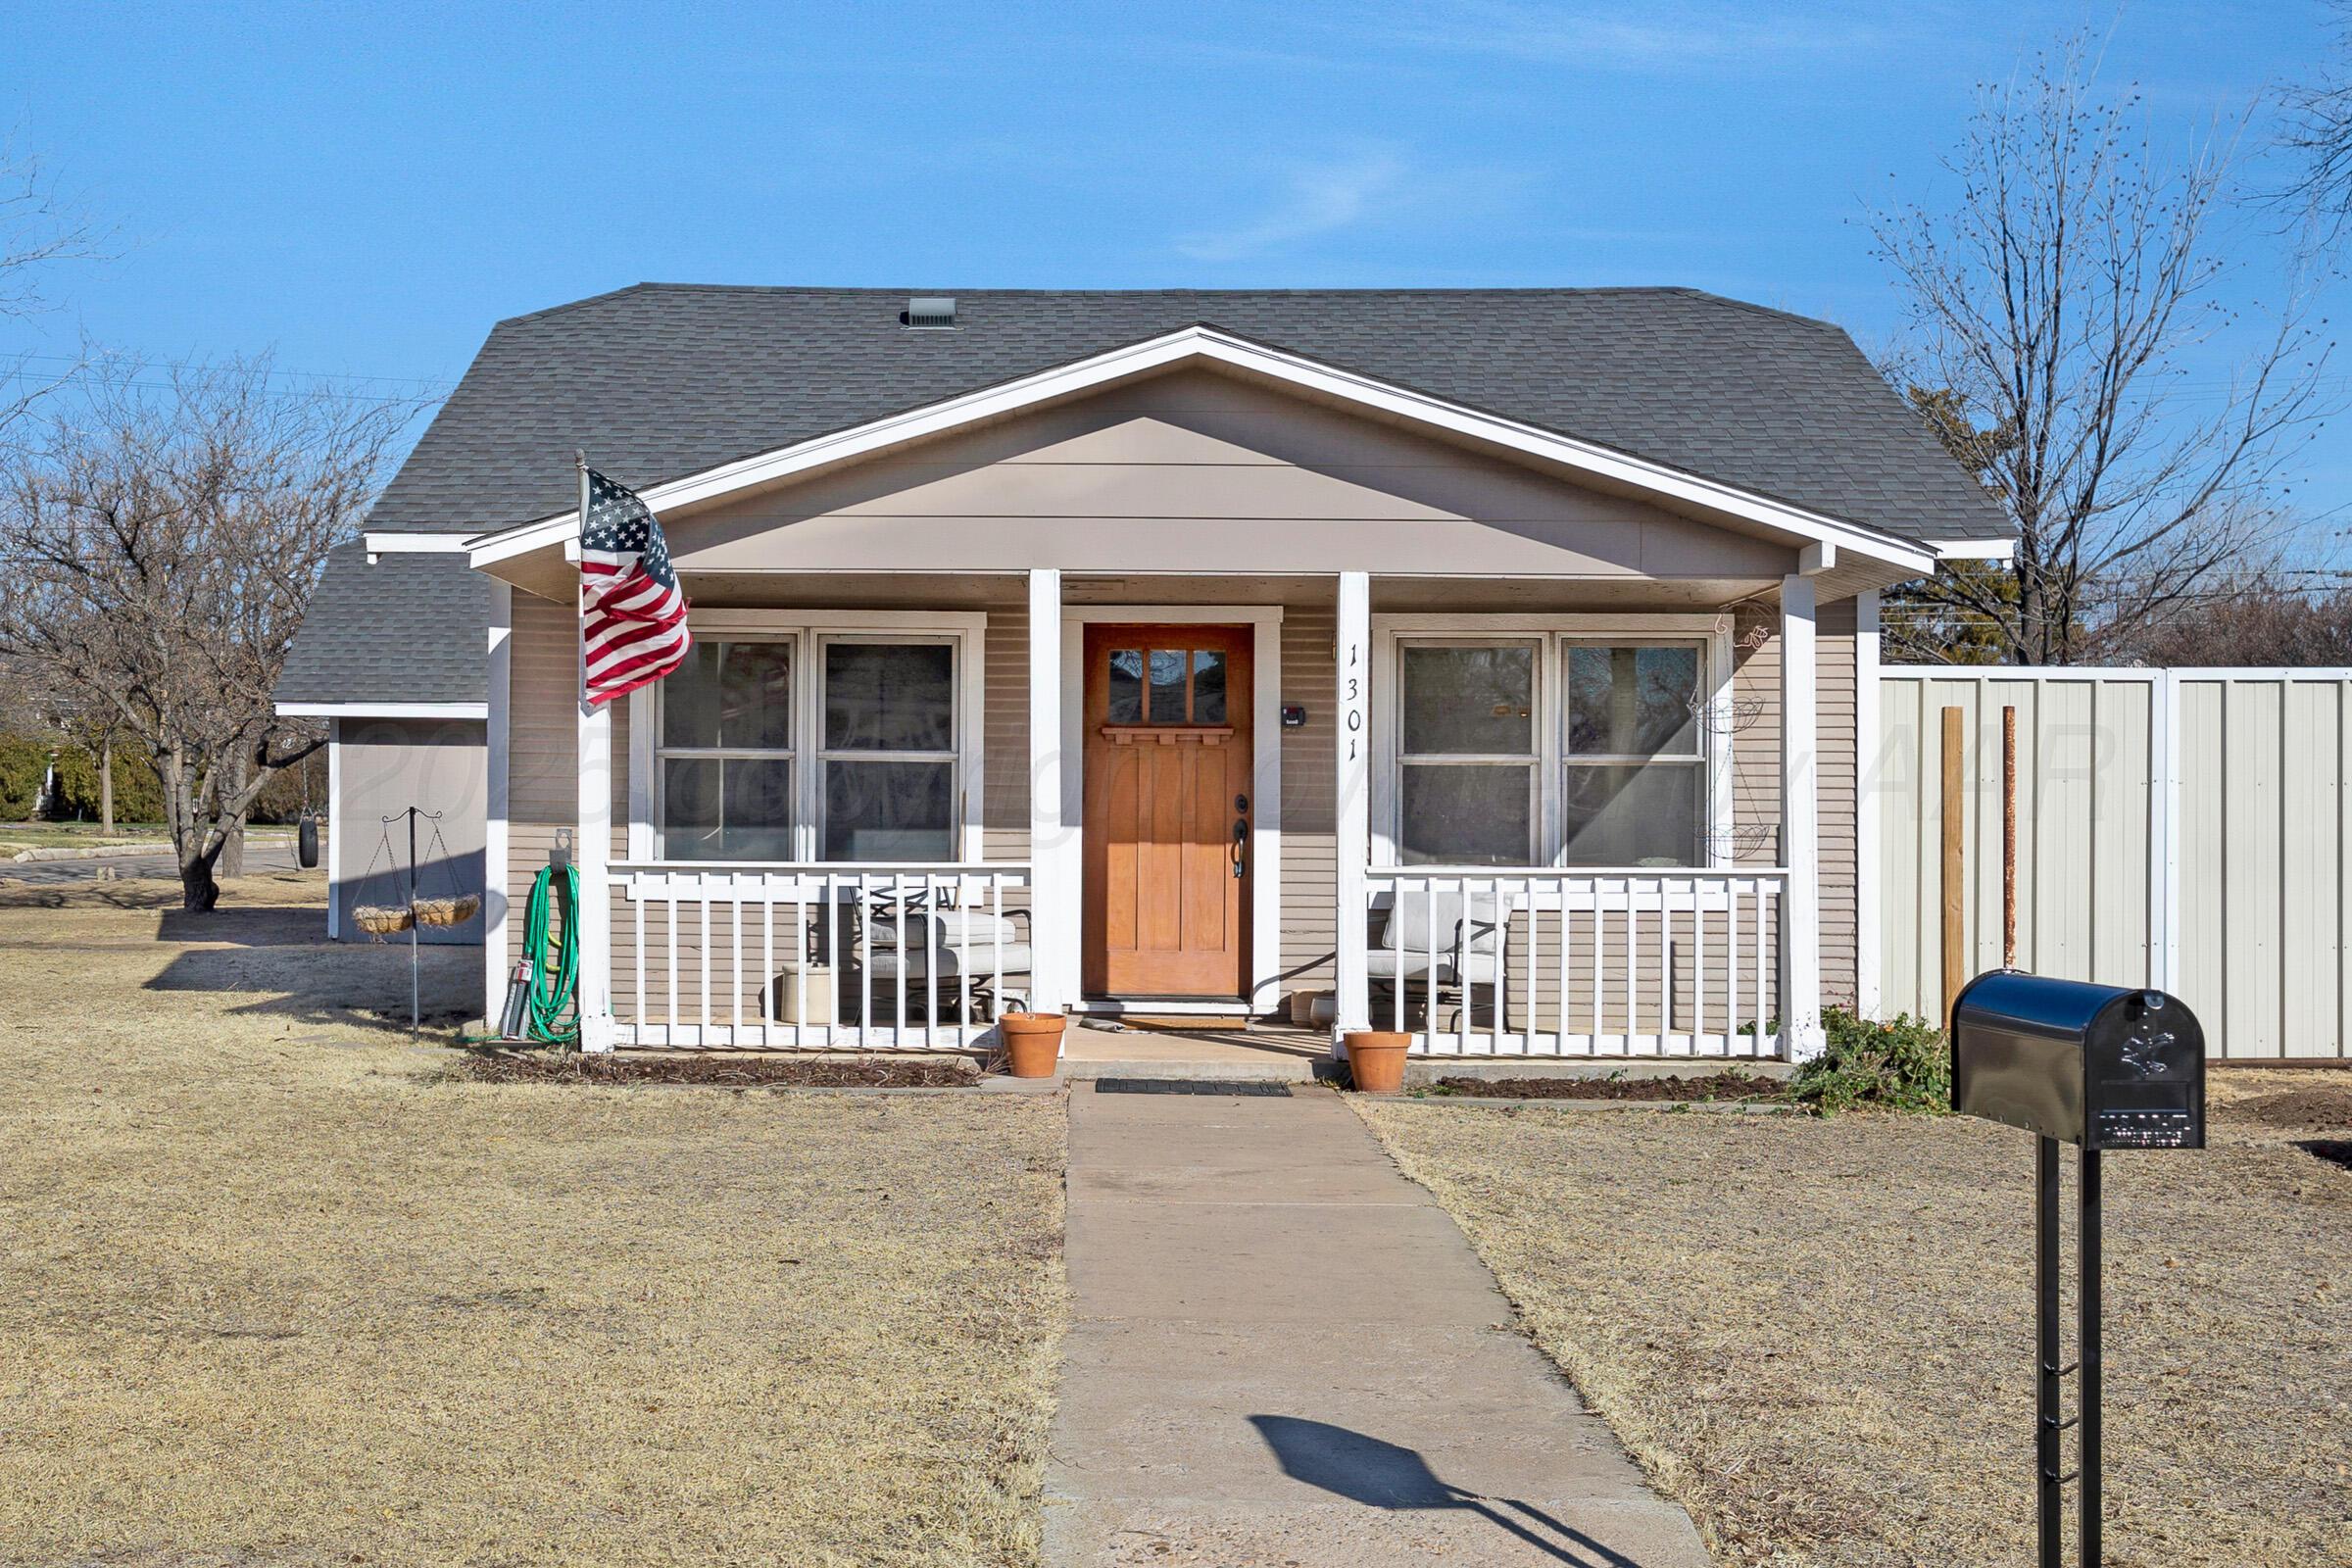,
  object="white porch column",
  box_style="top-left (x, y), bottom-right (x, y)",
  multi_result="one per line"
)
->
top-left (325, 717), bottom-right (342, 940)
top-left (482, 579), bottom-right (513, 1029)
top-left (1334, 570), bottom-right (1371, 1042)
top-left (1780, 573), bottom-right (1824, 1059)
top-left (1026, 567), bottom-right (1072, 1014)
top-left (576, 580), bottom-right (615, 1054)
top-left (1853, 587), bottom-right (1882, 1018)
